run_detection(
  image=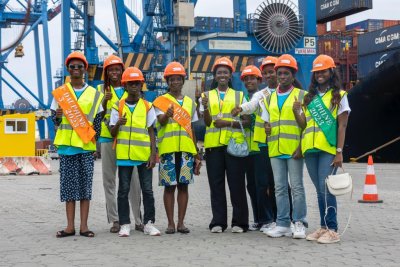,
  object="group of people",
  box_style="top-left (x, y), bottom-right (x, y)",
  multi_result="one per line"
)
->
top-left (52, 51), bottom-right (350, 245)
